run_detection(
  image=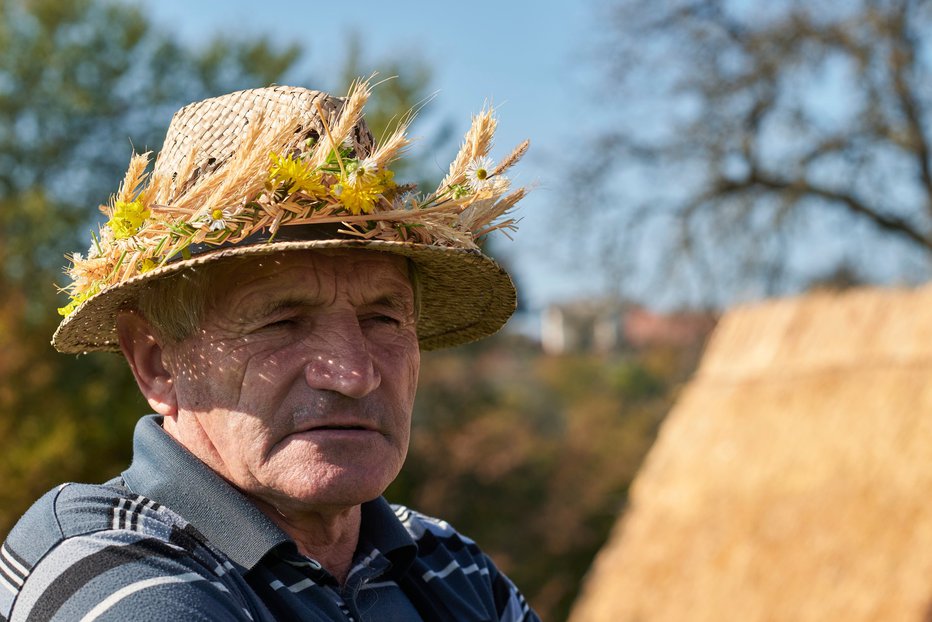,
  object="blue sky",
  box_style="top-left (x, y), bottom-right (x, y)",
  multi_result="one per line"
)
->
top-left (133, 0), bottom-right (604, 312)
